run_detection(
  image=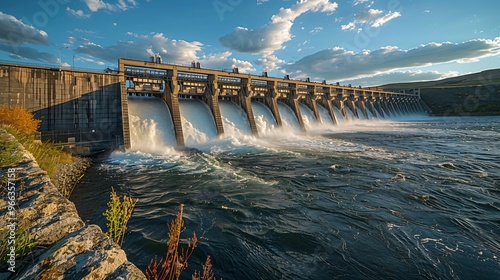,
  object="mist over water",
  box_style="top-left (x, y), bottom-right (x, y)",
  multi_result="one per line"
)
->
top-left (72, 97), bottom-right (500, 280)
